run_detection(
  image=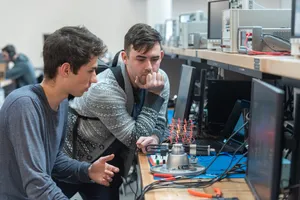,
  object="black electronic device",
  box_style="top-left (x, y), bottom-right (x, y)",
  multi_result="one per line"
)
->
top-left (207, 79), bottom-right (252, 135)
top-left (245, 78), bottom-right (284, 200)
top-left (173, 64), bottom-right (197, 121)
top-left (196, 99), bottom-right (250, 153)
